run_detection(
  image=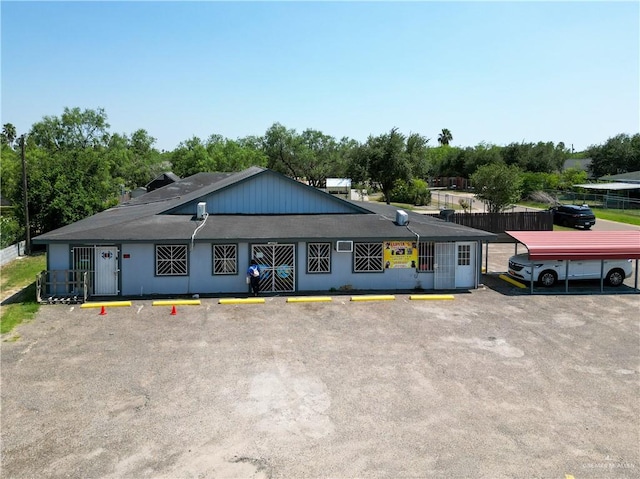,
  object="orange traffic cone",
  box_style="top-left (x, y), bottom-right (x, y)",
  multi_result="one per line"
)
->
top-left (99, 305), bottom-right (107, 316)
top-left (170, 305), bottom-right (177, 316)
